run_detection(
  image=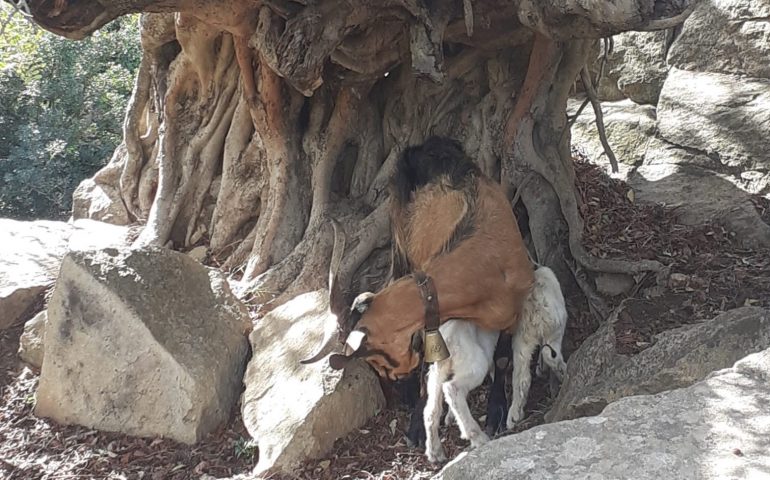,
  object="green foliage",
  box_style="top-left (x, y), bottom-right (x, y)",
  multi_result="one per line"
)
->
top-left (233, 436), bottom-right (257, 460)
top-left (0, 8), bottom-right (141, 220)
